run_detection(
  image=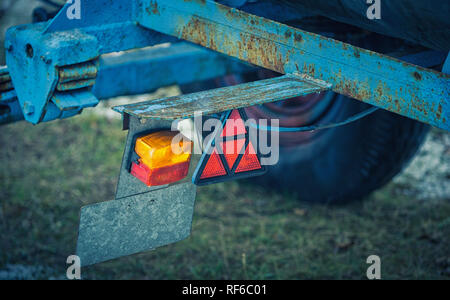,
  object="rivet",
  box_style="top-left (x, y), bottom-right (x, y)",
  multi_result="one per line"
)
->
top-left (23, 101), bottom-right (35, 115)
